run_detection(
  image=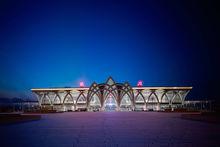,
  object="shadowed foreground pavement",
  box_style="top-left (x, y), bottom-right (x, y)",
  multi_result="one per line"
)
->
top-left (1, 112), bottom-right (220, 147)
